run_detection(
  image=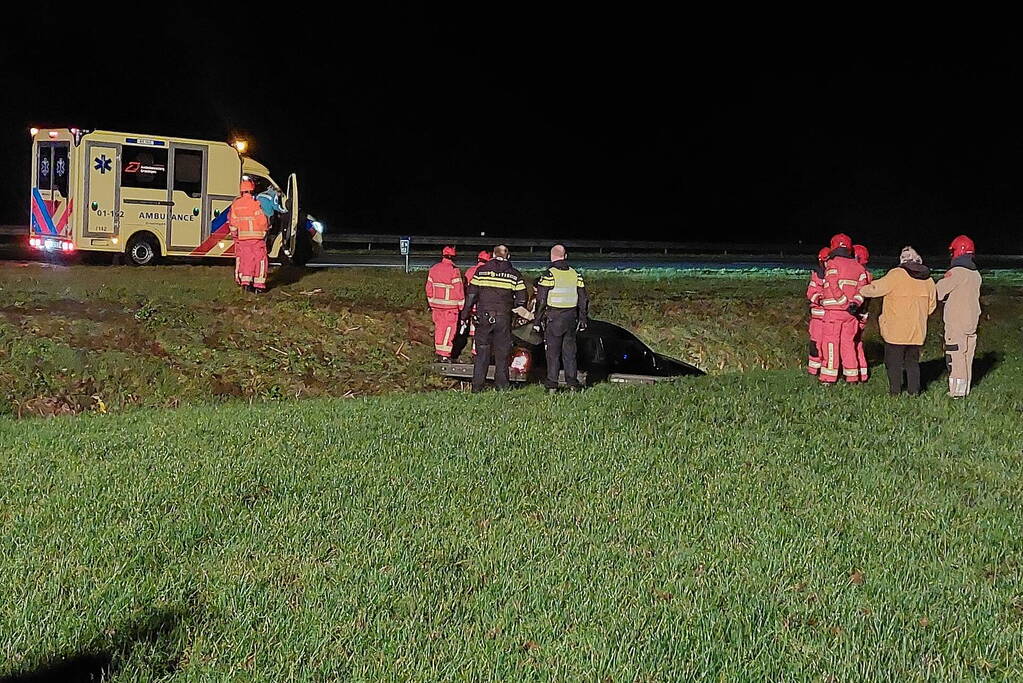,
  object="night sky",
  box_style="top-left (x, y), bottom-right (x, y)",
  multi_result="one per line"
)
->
top-left (3, 8), bottom-right (1022, 253)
